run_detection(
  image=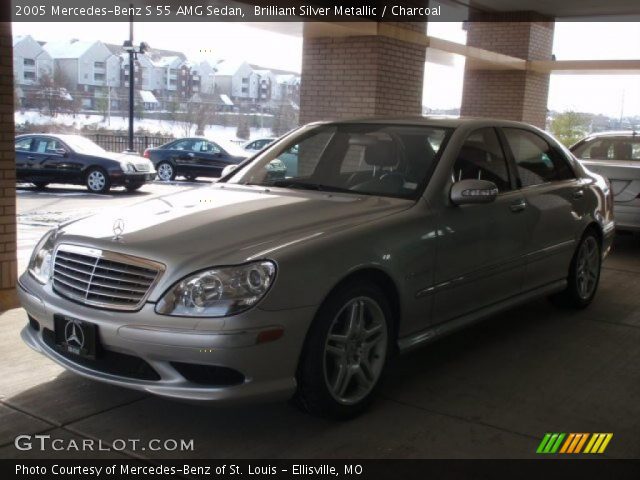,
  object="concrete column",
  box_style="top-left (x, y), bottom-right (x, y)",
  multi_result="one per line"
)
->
top-left (460, 13), bottom-right (555, 128)
top-left (0, 16), bottom-right (17, 311)
top-left (299, 23), bottom-right (427, 124)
